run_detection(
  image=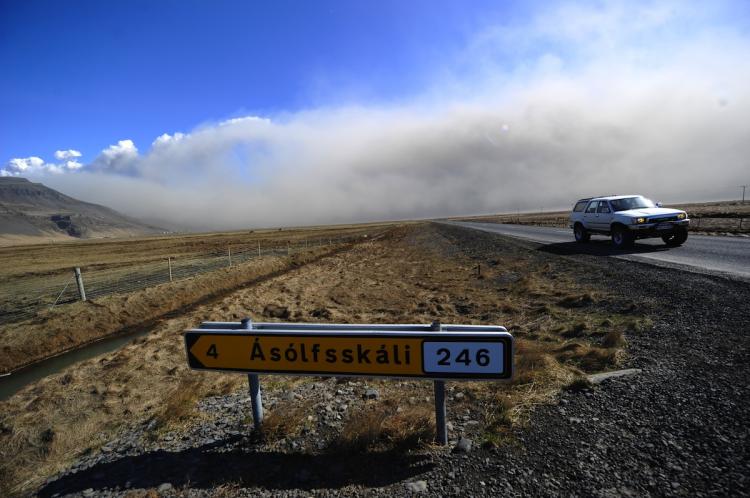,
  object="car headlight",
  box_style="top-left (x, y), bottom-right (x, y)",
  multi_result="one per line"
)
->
top-left (677, 213), bottom-right (686, 220)
top-left (633, 217), bottom-right (646, 224)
